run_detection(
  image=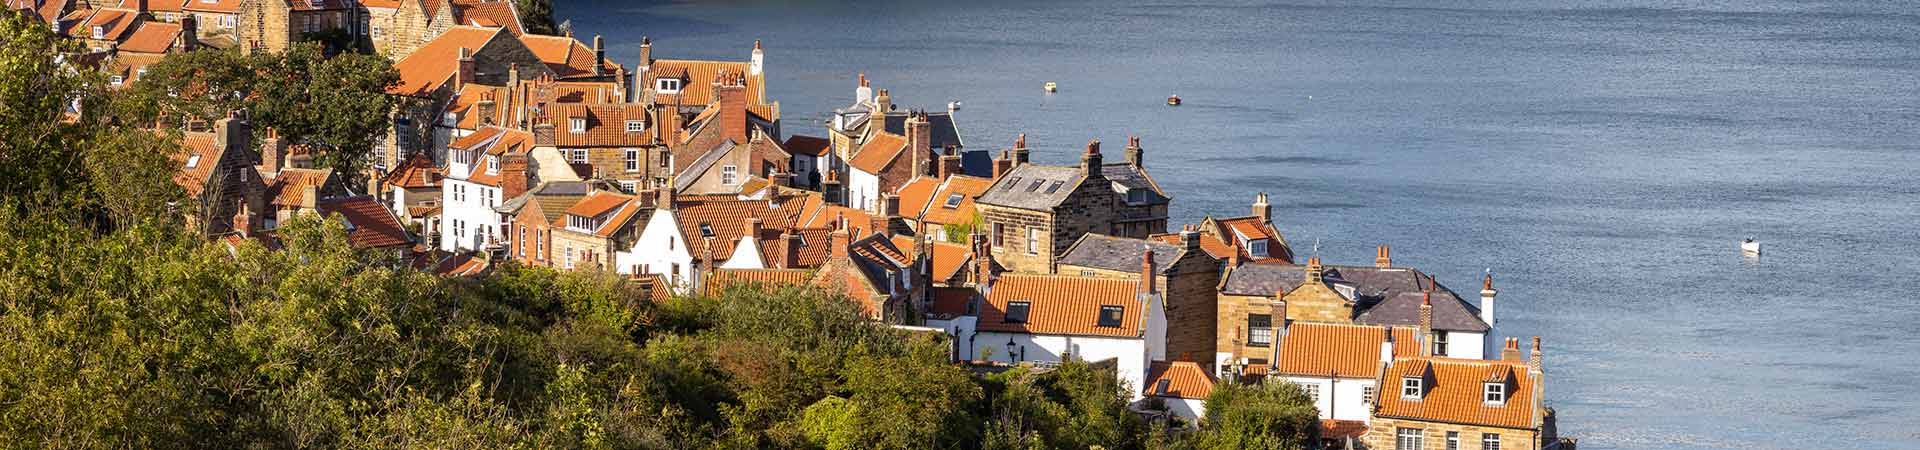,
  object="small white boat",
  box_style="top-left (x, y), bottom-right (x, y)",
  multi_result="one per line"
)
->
top-left (948, 101), bottom-right (962, 111)
top-left (1044, 81), bottom-right (1057, 93)
top-left (1741, 238), bottom-right (1761, 256)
